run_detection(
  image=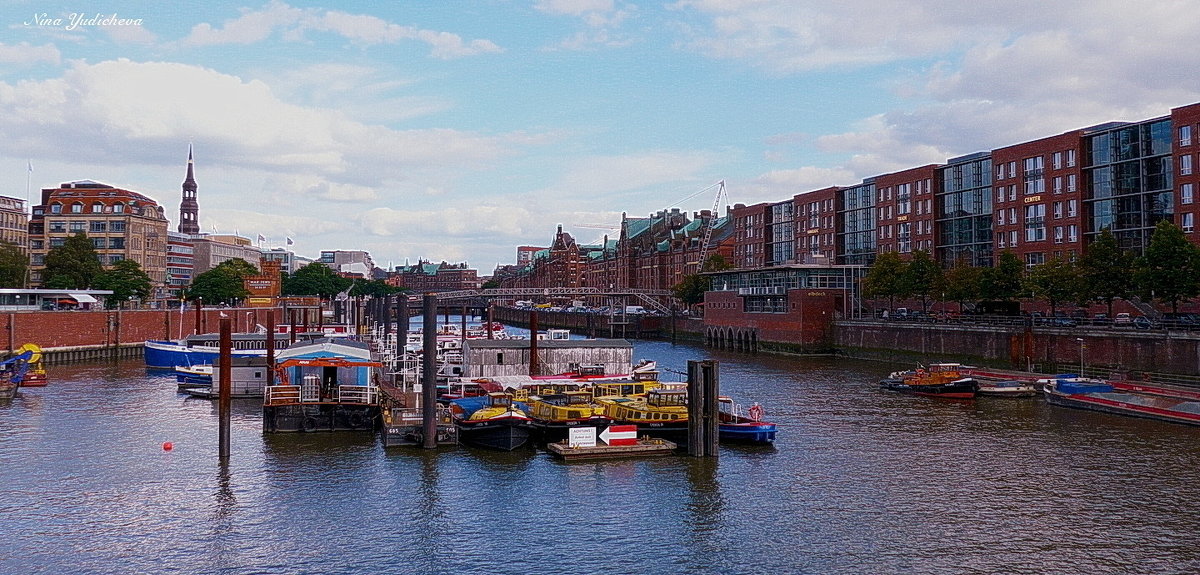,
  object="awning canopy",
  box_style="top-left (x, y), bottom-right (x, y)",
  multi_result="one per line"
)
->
top-left (68, 293), bottom-right (98, 303)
